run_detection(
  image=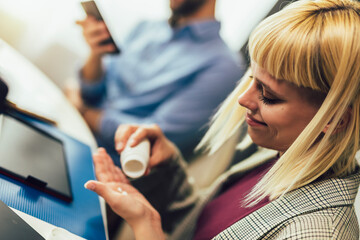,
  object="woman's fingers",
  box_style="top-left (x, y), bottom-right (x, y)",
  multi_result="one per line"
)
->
top-left (84, 181), bottom-right (126, 208)
top-left (127, 124), bottom-right (163, 147)
top-left (93, 148), bottom-right (112, 182)
top-left (115, 124), bottom-right (163, 151)
top-left (84, 181), bottom-right (152, 224)
top-left (99, 148), bottom-right (129, 183)
top-left (93, 148), bottom-right (129, 183)
top-left (114, 124), bottom-right (138, 152)
top-left (115, 167), bottom-right (130, 184)
top-left (97, 148), bottom-right (119, 181)
top-left (114, 124), bottom-right (177, 168)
